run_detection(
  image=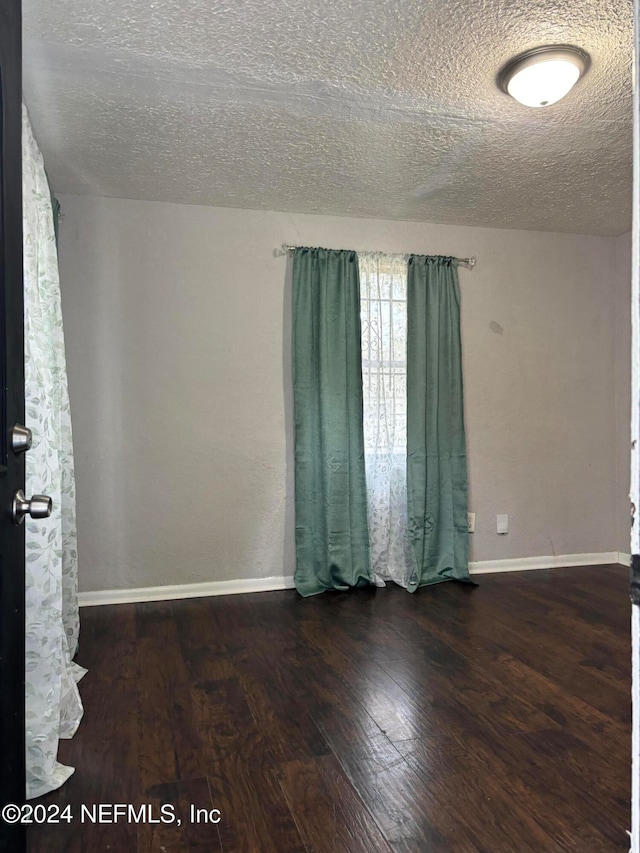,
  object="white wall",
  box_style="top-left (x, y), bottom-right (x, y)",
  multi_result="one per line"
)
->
top-left (615, 231), bottom-right (632, 555)
top-left (57, 195), bottom-right (620, 592)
